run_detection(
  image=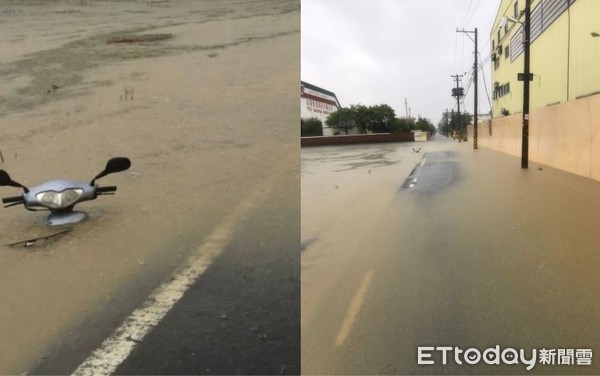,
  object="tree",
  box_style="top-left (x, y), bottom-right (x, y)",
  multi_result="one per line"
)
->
top-left (368, 104), bottom-right (396, 133)
top-left (350, 104), bottom-right (370, 134)
top-left (438, 110), bottom-right (471, 139)
top-left (451, 112), bottom-right (472, 137)
top-left (301, 118), bottom-right (323, 137)
top-left (438, 111), bottom-right (452, 136)
top-left (325, 107), bottom-right (355, 135)
top-left (414, 117), bottom-right (436, 135)
top-left (391, 117), bottom-right (414, 132)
